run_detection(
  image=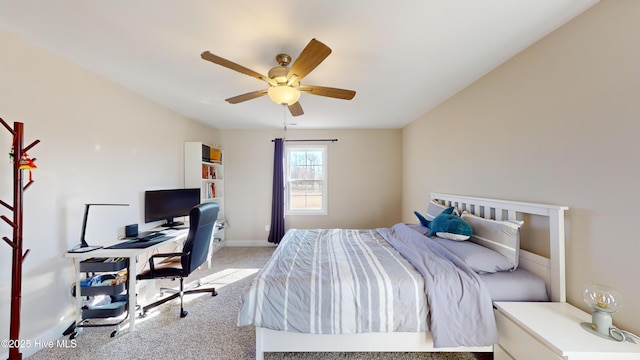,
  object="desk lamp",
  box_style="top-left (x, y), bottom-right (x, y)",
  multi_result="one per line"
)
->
top-left (582, 284), bottom-right (621, 337)
top-left (70, 203), bottom-right (128, 252)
